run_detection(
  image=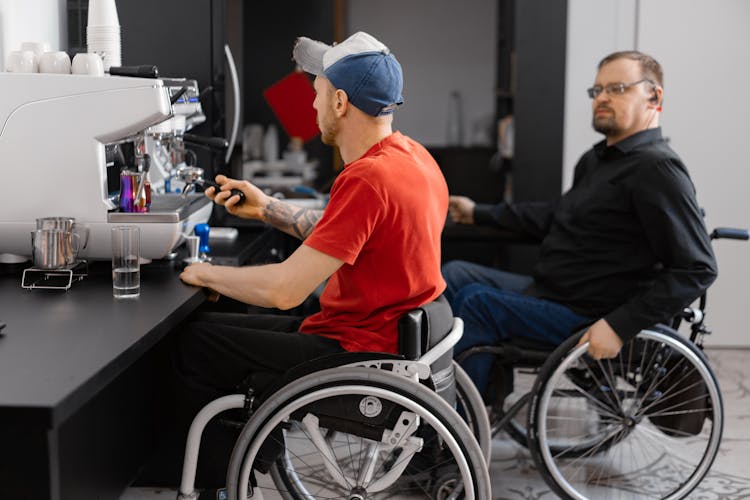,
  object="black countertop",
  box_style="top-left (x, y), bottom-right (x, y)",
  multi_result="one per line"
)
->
top-left (0, 260), bottom-right (205, 428)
